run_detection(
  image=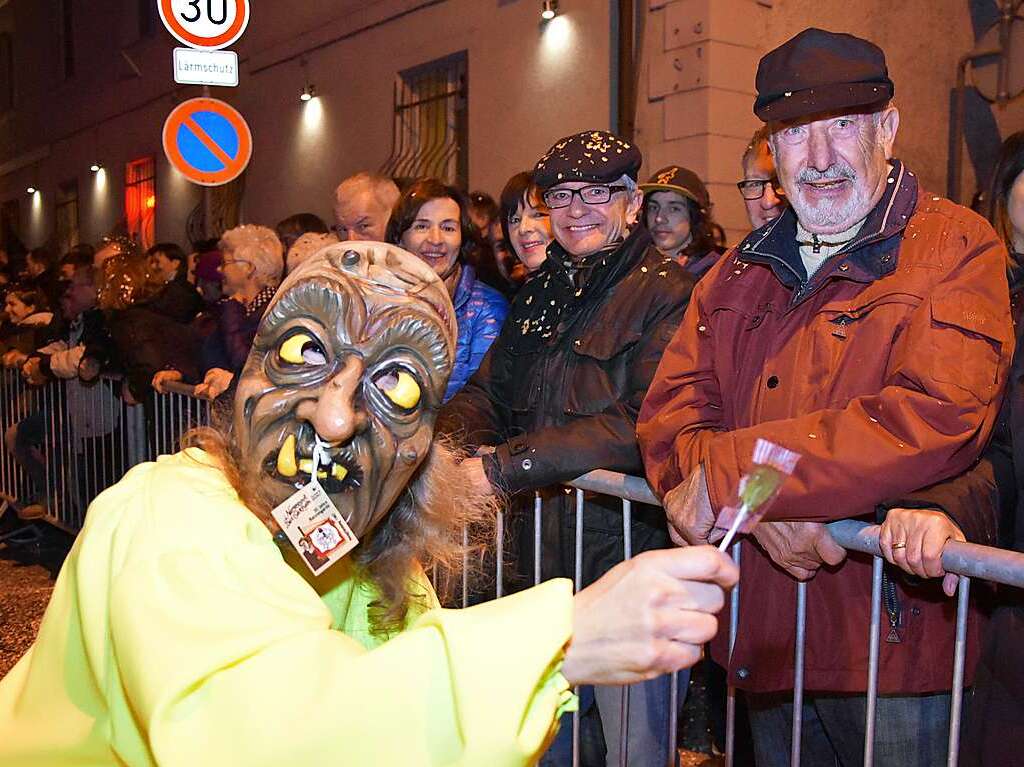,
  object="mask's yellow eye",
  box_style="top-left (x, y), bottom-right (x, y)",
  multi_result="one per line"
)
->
top-left (374, 369), bottom-right (421, 410)
top-left (279, 333), bottom-right (327, 365)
